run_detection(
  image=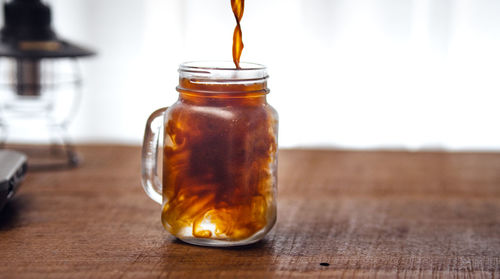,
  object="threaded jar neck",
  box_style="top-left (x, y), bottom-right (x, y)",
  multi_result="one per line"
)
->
top-left (177, 61), bottom-right (269, 96)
